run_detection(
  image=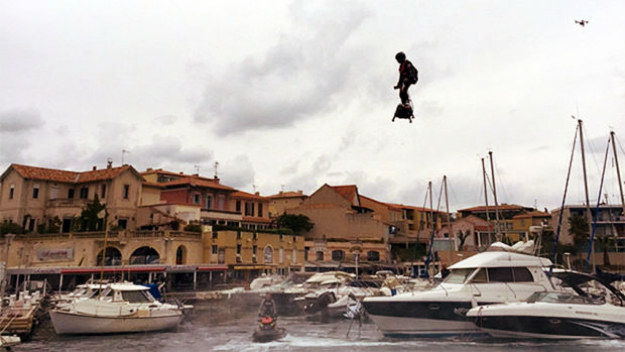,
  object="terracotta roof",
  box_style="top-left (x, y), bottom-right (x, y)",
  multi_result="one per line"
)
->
top-left (458, 204), bottom-right (528, 212)
top-left (330, 185), bottom-right (359, 203)
top-left (231, 190), bottom-right (267, 200)
top-left (4, 163), bottom-right (136, 183)
top-left (267, 191), bottom-right (307, 199)
top-left (513, 210), bottom-right (551, 219)
top-left (385, 202), bottom-right (441, 214)
top-left (160, 176), bottom-right (236, 191)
